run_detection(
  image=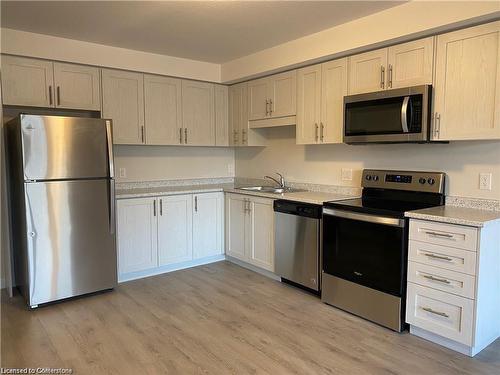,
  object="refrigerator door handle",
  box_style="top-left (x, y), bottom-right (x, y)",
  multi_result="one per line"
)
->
top-left (105, 120), bottom-right (115, 179)
top-left (109, 179), bottom-right (116, 234)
